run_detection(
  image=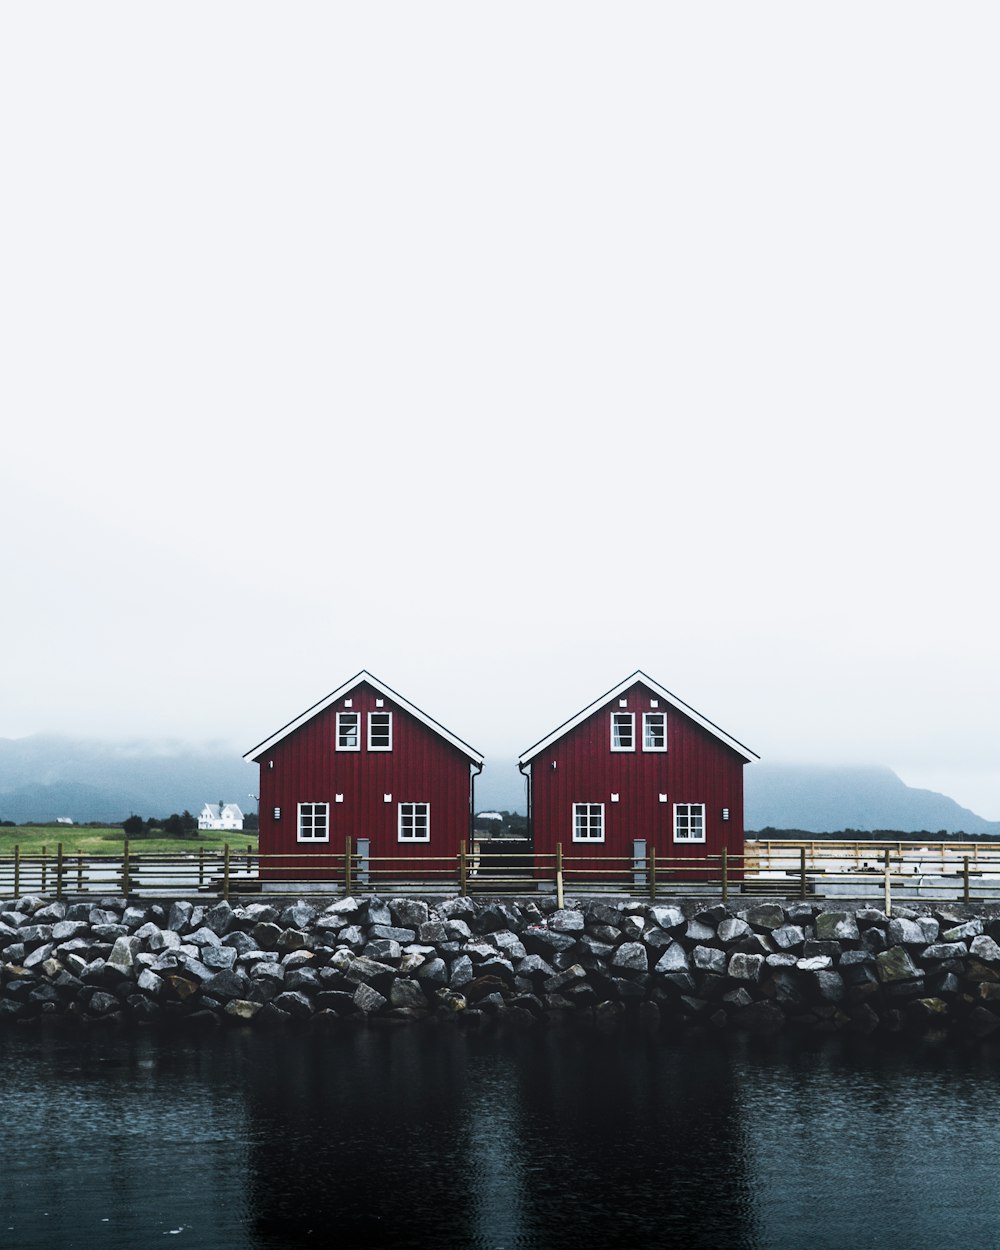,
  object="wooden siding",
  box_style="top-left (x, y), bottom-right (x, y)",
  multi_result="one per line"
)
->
top-left (528, 680), bottom-right (746, 870)
top-left (253, 680), bottom-right (474, 877)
